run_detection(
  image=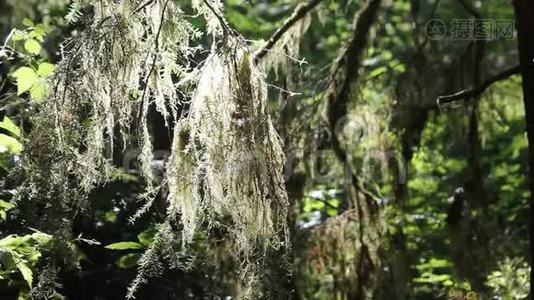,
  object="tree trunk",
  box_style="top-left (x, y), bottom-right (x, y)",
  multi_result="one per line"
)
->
top-left (512, 0), bottom-right (534, 297)
top-left (324, 0), bottom-right (382, 298)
